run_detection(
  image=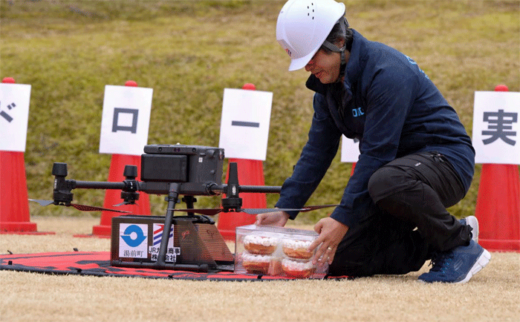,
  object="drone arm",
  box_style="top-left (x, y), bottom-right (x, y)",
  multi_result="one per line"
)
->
top-left (75, 180), bottom-right (141, 205)
top-left (206, 184), bottom-right (281, 195)
top-left (239, 185), bottom-right (281, 194)
top-left (74, 181), bottom-right (127, 190)
top-left (52, 162), bottom-right (144, 206)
